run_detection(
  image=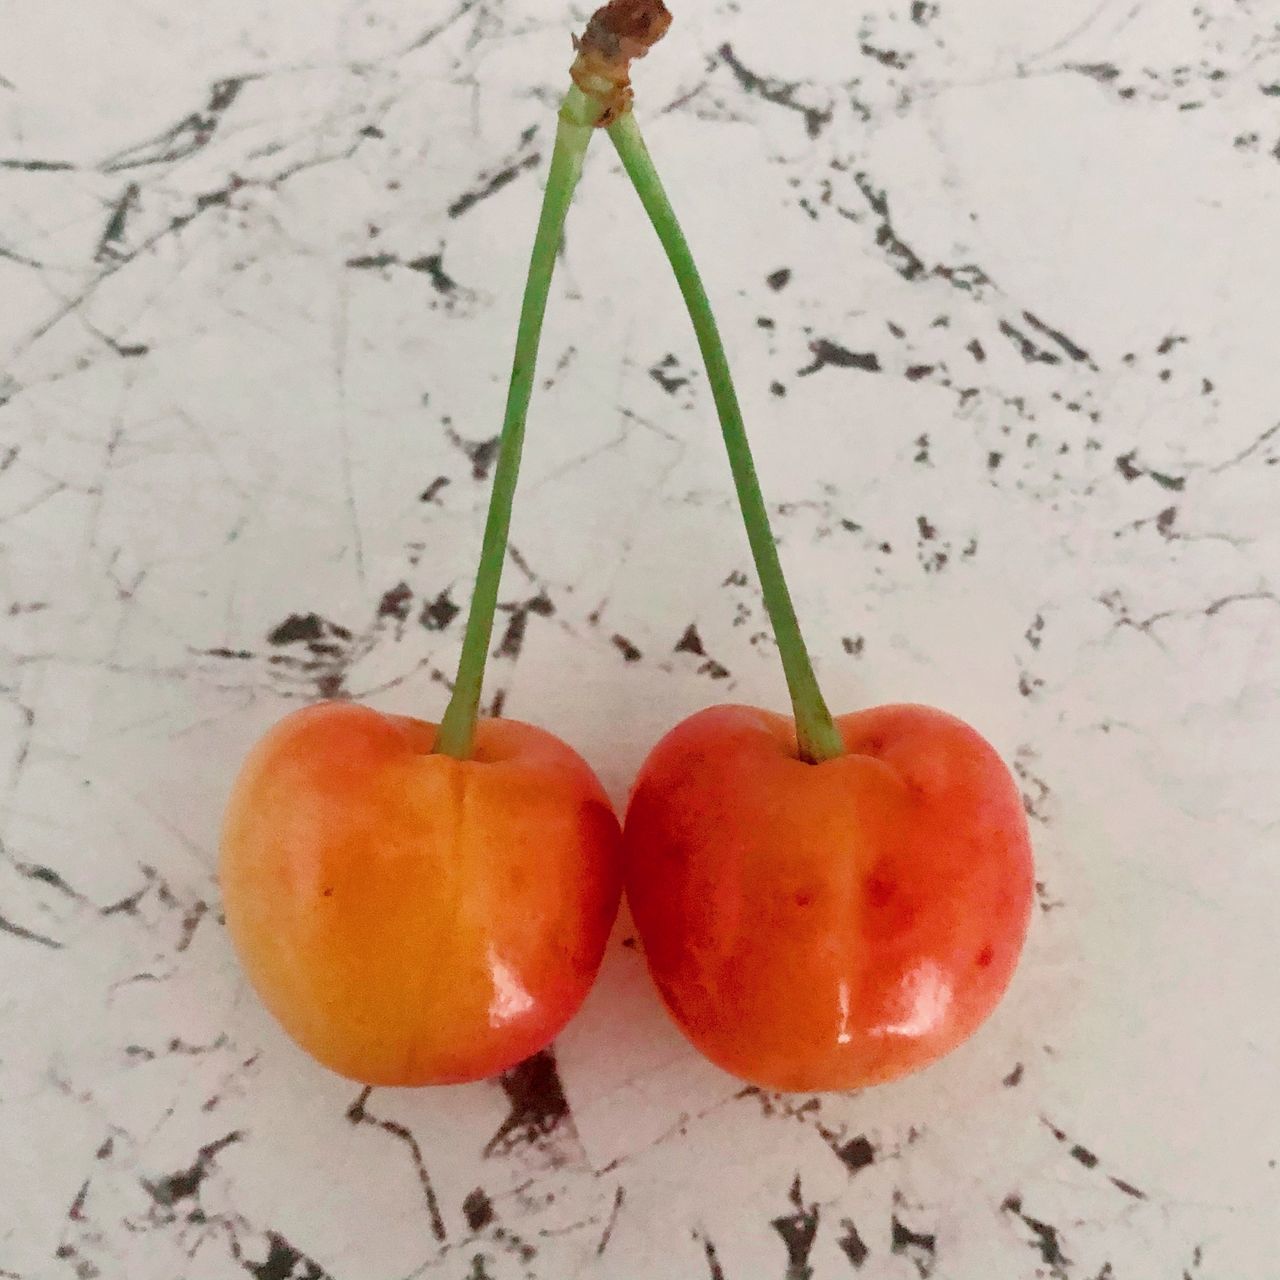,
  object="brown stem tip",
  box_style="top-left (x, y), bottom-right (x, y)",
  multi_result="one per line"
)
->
top-left (572, 0), bottom-right (673, 125)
